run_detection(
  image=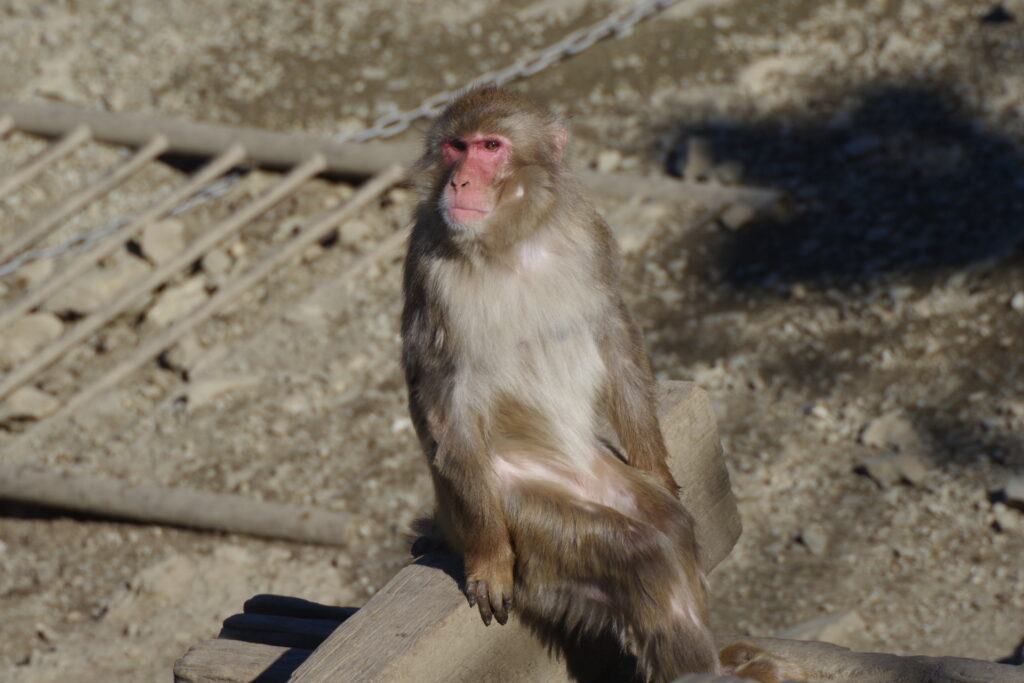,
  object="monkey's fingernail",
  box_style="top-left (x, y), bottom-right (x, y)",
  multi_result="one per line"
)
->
top-left (495, 610), bottom-right (508, 625)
